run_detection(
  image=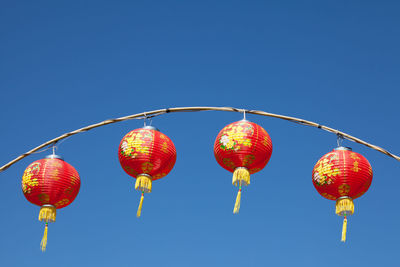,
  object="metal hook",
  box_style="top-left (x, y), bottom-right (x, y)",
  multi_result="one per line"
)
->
top-left (242, 109), bottom-right (246, 120)
top-left (143, 113), bottom-right (147, 126)
top-left (337, 134), bottom-right (344, 147)
top-left (52, 142), bottom-right (58, 155)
